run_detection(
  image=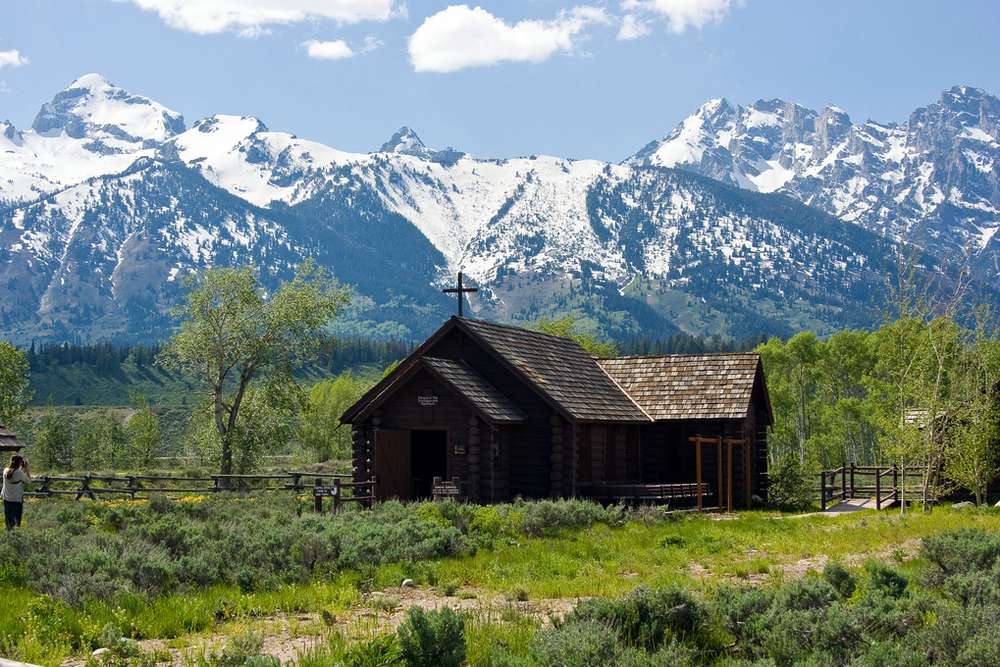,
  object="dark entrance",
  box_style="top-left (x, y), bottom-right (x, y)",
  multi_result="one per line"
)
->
top-left (410, 430), bottom-right (447, 499)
